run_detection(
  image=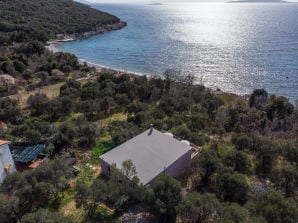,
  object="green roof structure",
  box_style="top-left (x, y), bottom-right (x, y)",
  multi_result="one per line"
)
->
top-left (11, 144), bottom-right (46, 163)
